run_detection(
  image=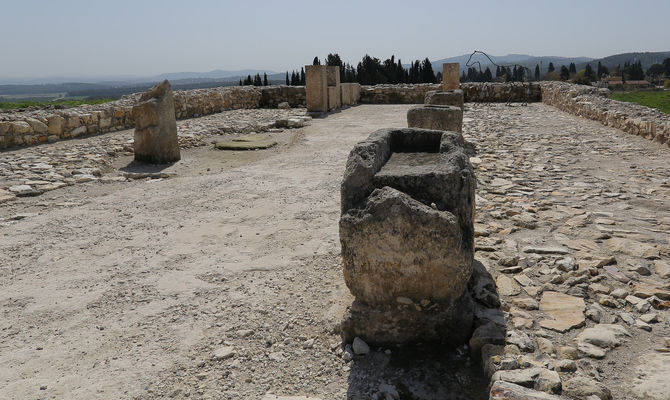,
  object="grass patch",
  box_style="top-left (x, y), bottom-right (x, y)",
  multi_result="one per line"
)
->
top-left (610, 91), bottom-right (670, 114)
top-left (0, 98), bottom-right (115, 111)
